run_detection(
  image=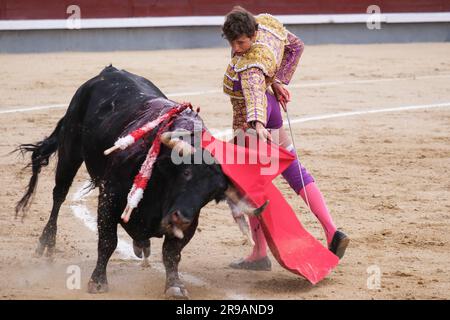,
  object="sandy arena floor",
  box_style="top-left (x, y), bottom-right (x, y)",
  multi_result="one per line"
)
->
top-left (0, 43), bottom-right (449, 300)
